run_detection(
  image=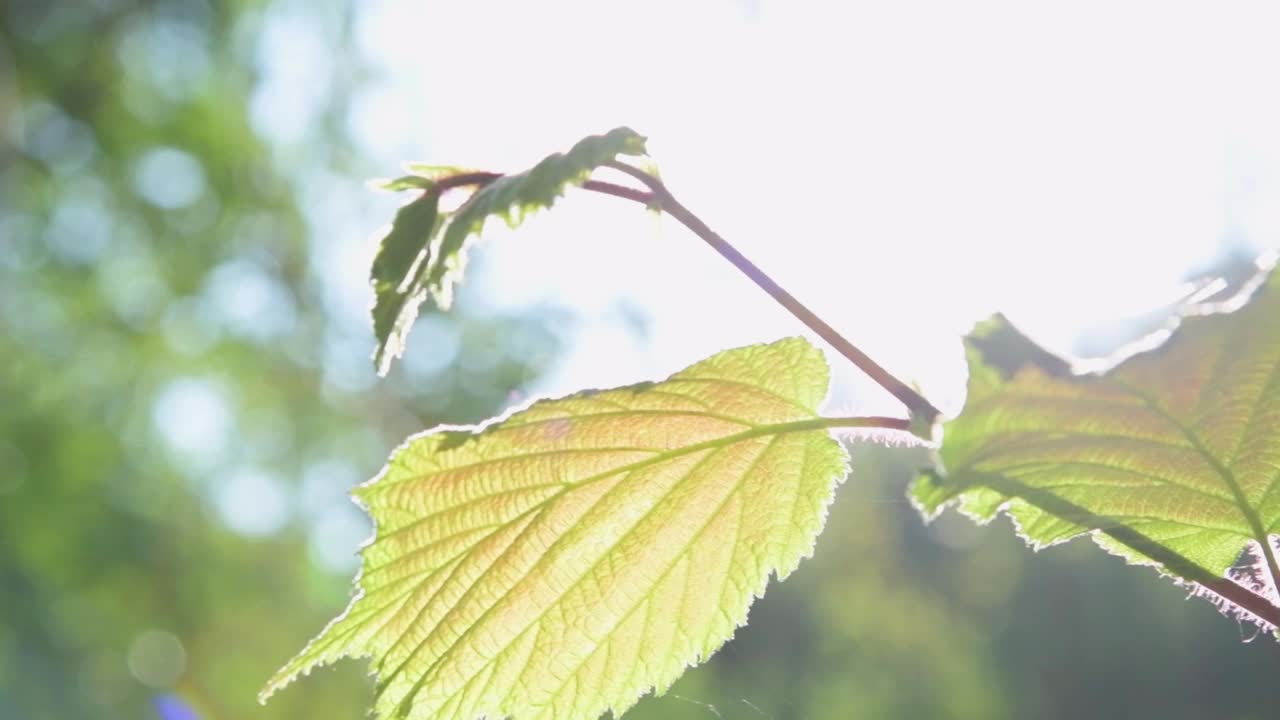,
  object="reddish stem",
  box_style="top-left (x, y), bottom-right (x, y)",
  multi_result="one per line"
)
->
top-left (420, 162), bottom-right (940, 426)
top-left (603, 160), bottom-right (941, 426)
